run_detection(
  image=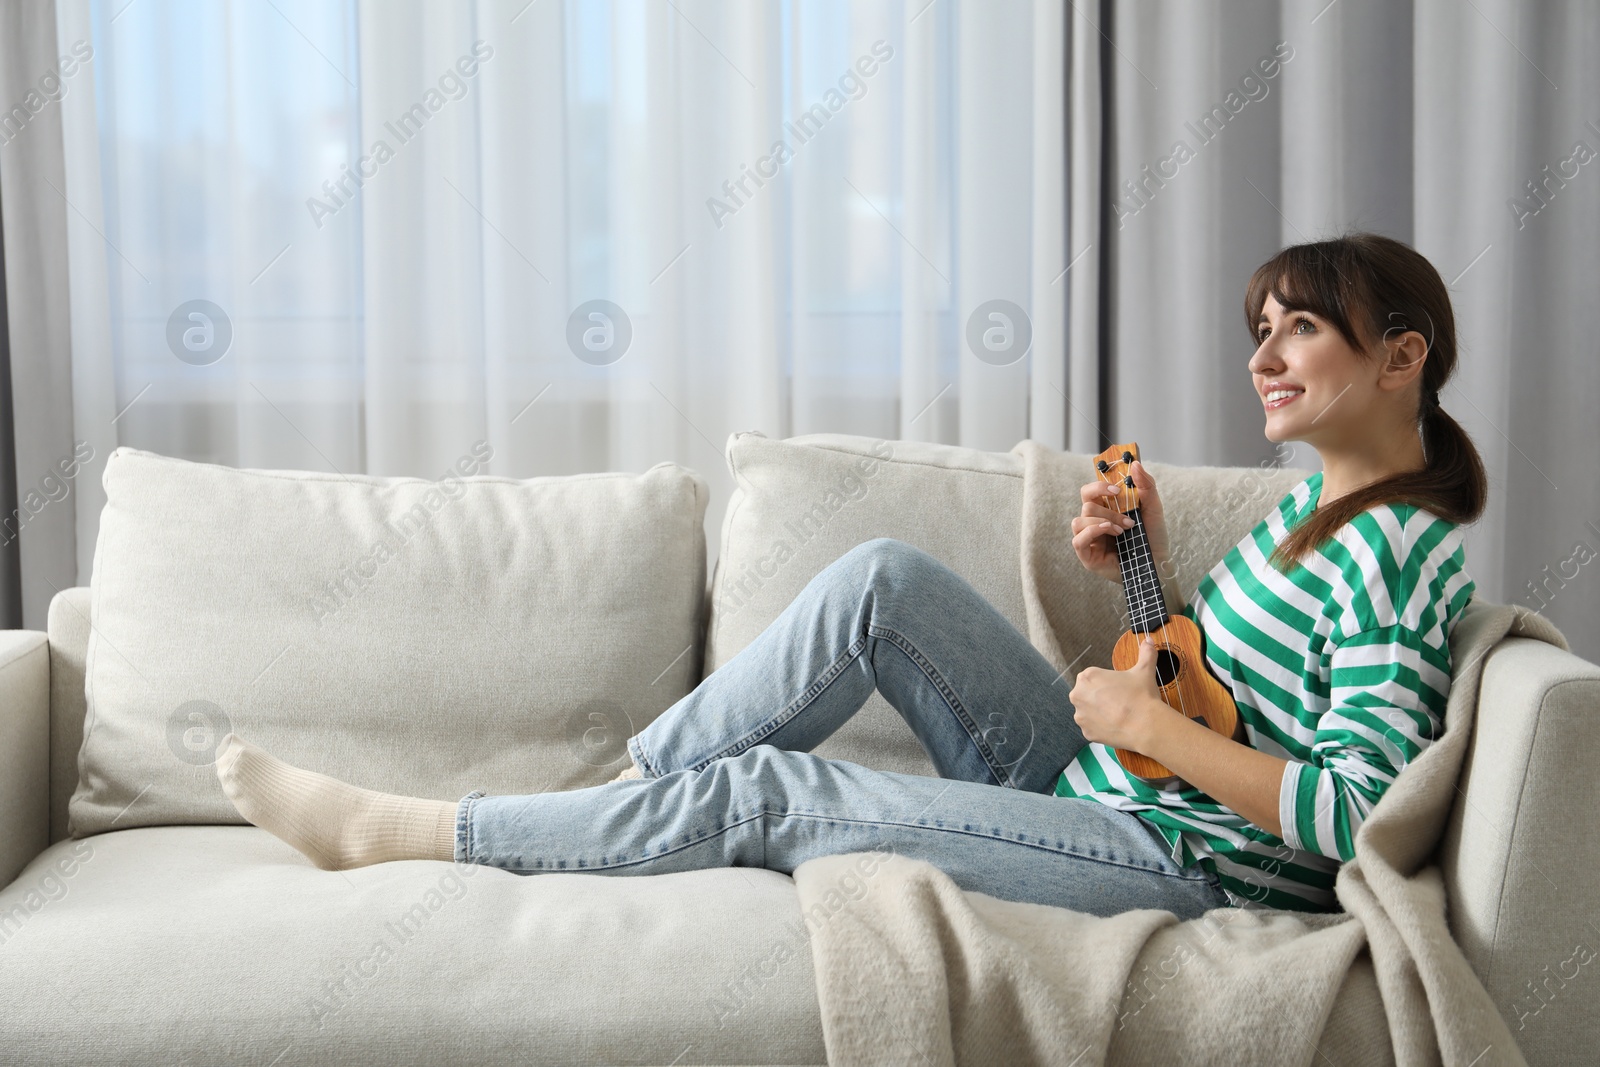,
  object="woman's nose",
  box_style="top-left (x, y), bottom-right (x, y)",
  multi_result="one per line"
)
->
top-left (1248, 342), bottom-right (1280, 375)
